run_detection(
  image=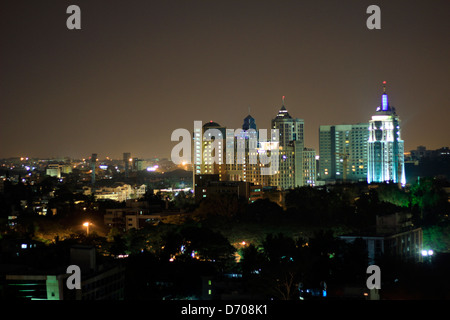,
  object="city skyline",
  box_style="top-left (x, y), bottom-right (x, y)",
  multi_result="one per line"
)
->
top-left (1, 0), bottom-right (449, 160)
